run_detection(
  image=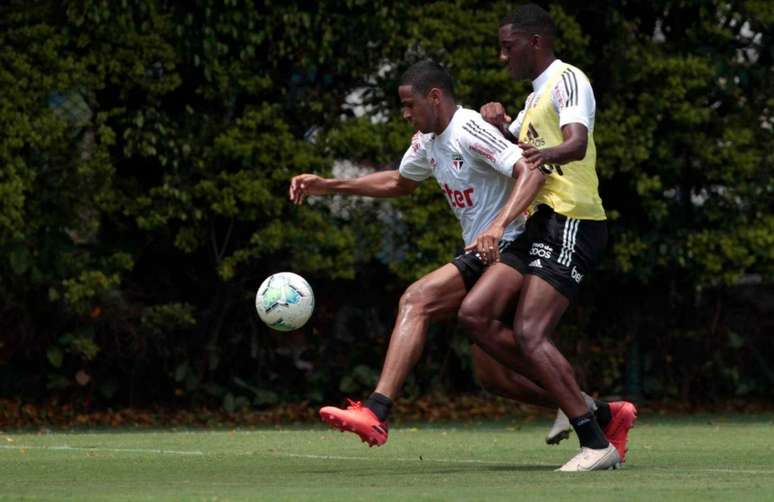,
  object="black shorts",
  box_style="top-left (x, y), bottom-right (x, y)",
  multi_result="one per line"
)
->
top-left (452, 240), bottom-right (526, 291)
top-left (508, 204), bottom-right (607, 300)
